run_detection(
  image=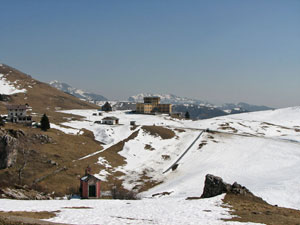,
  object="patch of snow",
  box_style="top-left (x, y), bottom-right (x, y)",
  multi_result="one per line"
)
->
top-left (50, 123), bottom-right (81, 135)
top-left (0, 74), bottom-right (27, 95)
